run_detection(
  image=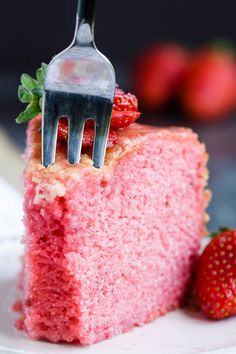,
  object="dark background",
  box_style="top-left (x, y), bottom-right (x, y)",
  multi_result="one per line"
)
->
top-left (2, 0), bottom-right (236, 102)
top-left (0, 0), bottom-right (236, 230)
